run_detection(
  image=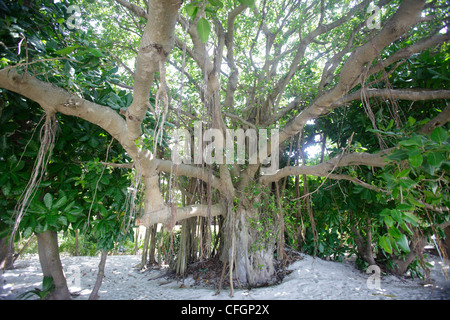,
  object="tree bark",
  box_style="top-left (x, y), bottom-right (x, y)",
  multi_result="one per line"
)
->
top-left (140, 226), bottom-right (151, 268)
top-left (351, 216), bottom-right (377, 267)
top-left (390, 232), bottom-right (426, 276)
top-left (443, 226), bottom-right (450, 260)
top-left (225, 207), bottom-right (277, 288)
top-left (148, 224), bottom-right (157, 265)
top-left (0, 236), bottom-right (14, 270)
top-left (74, 230), bottom-right (79, 256)
top-left (36, 230), bottom-right (71, 300)
top-left (133, 227), bottom-right (140, 255)
top-left (89, 249), bottom-right (108, 300)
